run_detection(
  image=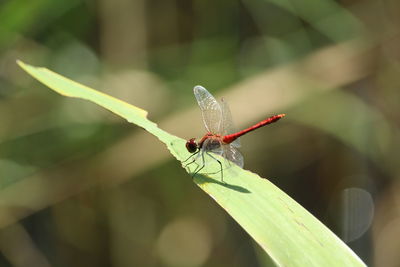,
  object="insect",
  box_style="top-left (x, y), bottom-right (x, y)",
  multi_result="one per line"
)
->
top-left (184, 85), bottom-right (285, 180)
